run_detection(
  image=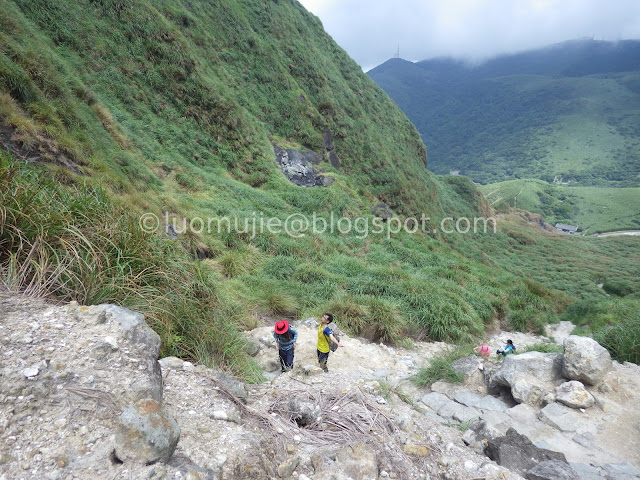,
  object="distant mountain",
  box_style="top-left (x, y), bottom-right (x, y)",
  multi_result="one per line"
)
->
top-left (368, 40), bottom-right (640, 186)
